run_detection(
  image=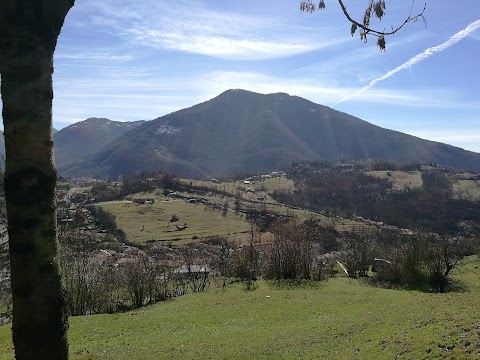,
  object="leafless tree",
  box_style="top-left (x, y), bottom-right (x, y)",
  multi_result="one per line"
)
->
top-left (231, 241), bottom-right (260, 284)
top-left (426, 235), bottom-right (464, 293)
top-left (374, 232), bottom-right (428, 286)
top-left (268, 220), bottom-right (315, 280)
top-left (342, 230), bottom-right (376, 278)
top-left (374, 232), bottom-right (466, 292)
top-left (122, 254), bottom-right (158, 308)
